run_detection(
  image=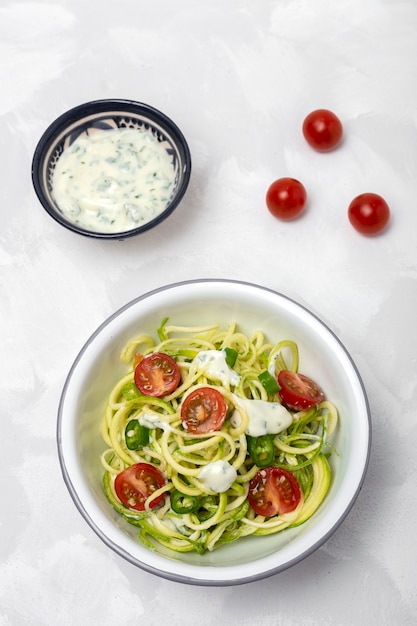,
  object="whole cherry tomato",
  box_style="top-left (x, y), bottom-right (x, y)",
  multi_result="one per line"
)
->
top-left (348, 193), bottom-right (390, 236)
top-left (302, 109), bottom-right (343, 152)
top-left (266, 178), bottom-right (307, 221)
